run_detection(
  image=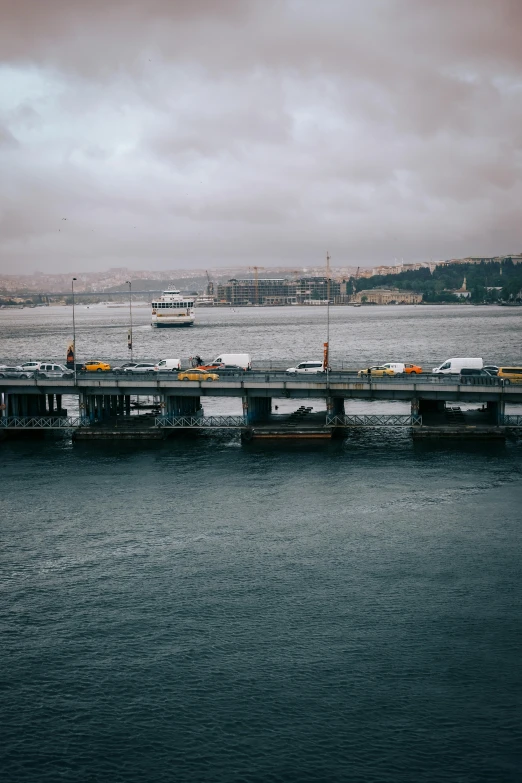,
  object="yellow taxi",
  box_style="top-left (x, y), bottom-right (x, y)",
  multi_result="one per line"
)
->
top-left (357, 366), bottom-right (396, 378)
top-left (178, 369), bottom-right (219, 382)
top-left (82, 360), bottom-right (111, 372)
top-left (497, 367), bottom-right (522, 384)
